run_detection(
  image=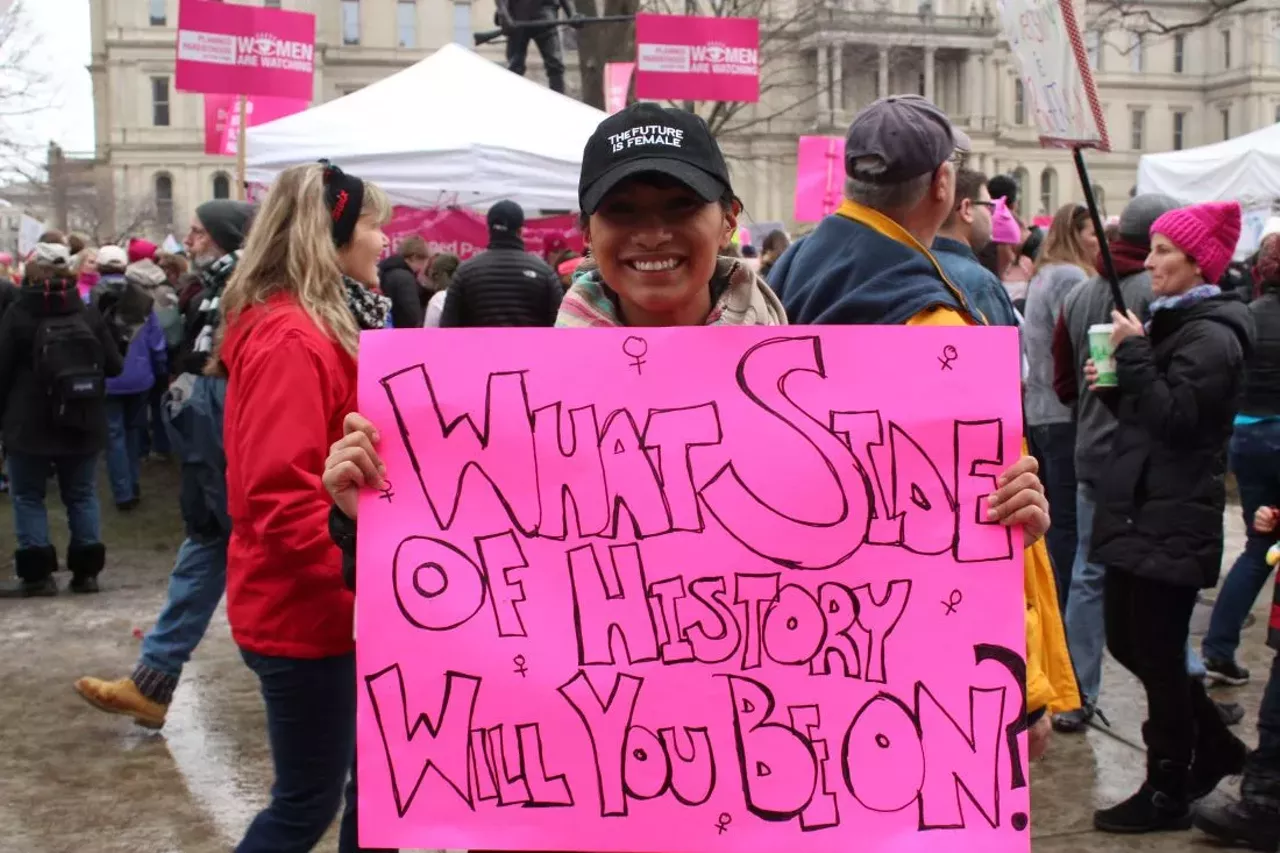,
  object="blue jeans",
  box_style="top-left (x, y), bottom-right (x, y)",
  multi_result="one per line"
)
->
top-left (1065, 479), bottom-right (1106, 704)
top-left (1203, 420), bottom-right (1280, 664)
top-left (105, 392), bottom-right (148, 504)
top-left (139, 536), bottom-right (228, 679)
top-left (236, 651), bottom-right (390, 853)
top-left (6, 450), bottom-right (101, 549)
top-left (1030, 422), bottom-right (1078, 610)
